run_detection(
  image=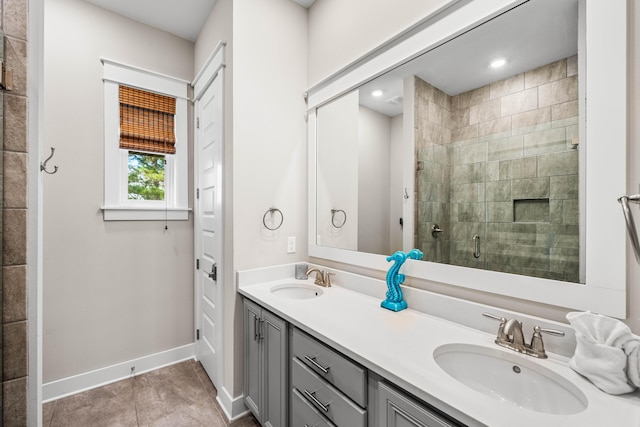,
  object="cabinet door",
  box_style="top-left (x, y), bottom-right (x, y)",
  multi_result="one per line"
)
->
top-left (378, 382), bottom-right (457, 427)
top-left (262, 310), bottom-right (288, 427)
top-left (244, 299), bottom-right (262, 421)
